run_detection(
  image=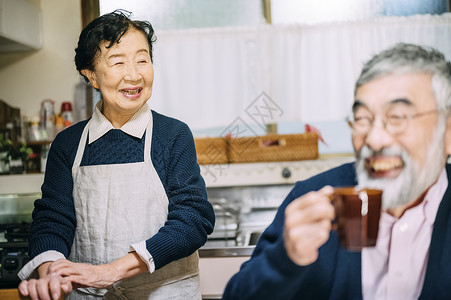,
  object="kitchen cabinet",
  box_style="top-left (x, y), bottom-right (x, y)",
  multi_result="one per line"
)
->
top-left (0, 0), bottom-right (42, 51)
top-left (199, 253), bottom-right (250, 299)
